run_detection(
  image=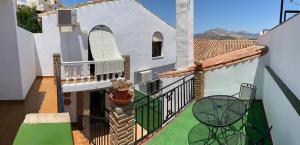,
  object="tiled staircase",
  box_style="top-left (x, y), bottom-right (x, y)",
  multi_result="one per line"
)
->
top-left (72, 130), bottom-right (90, 145)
